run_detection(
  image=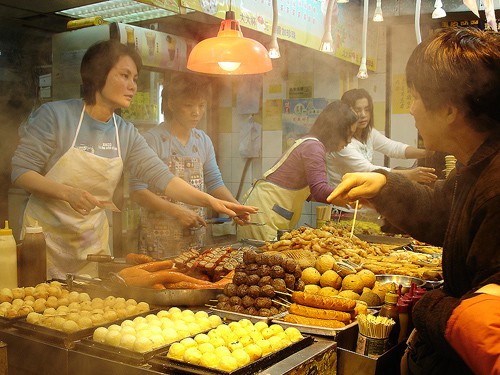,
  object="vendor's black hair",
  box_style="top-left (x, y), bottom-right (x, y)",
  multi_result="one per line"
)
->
top-left (309, 100), bottom-right (358, 152)
top-left (81, 40), bottom-right (142, 105)
top-left (162, 73), bottom-right (211, 120)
